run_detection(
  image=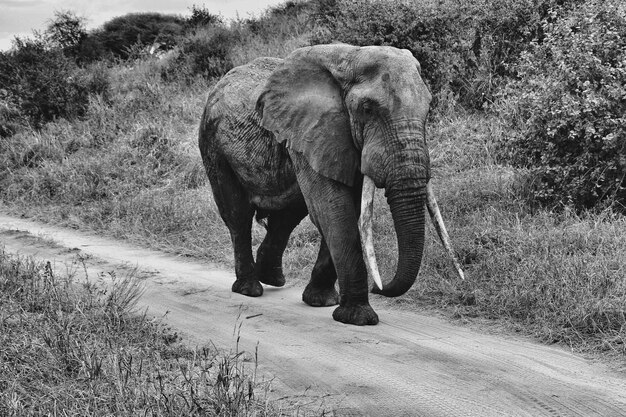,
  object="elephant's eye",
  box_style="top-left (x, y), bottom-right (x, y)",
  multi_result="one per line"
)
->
top-left (359, 99), bottom-right (377, 117)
